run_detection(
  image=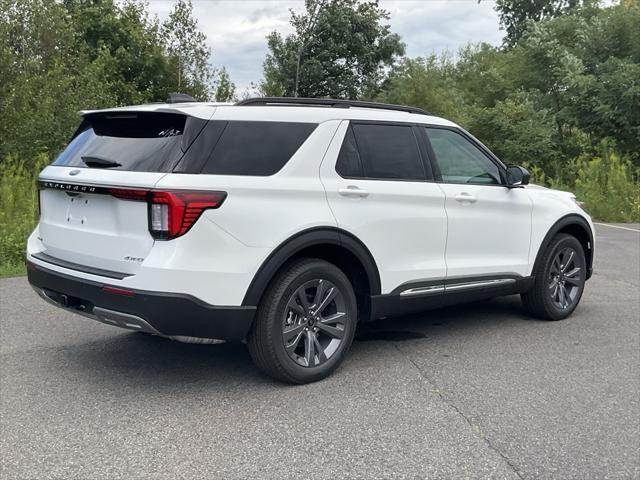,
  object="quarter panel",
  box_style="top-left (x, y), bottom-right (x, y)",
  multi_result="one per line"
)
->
top-left (154, 121), bottom-right (342, 248)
